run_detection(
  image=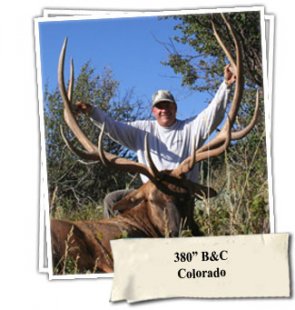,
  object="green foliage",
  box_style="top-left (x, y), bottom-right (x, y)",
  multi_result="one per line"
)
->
top-left (43, 63), bottom-right (145, 218)
top-left (162, 12), bottom-right (262, 93)
top-left (195, 125), bottom-right (269, 236)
